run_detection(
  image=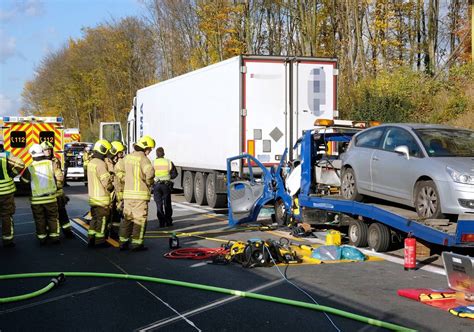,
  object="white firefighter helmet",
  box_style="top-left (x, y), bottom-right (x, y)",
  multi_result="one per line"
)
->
top-left (29, 143), bottom-right (45, 157)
